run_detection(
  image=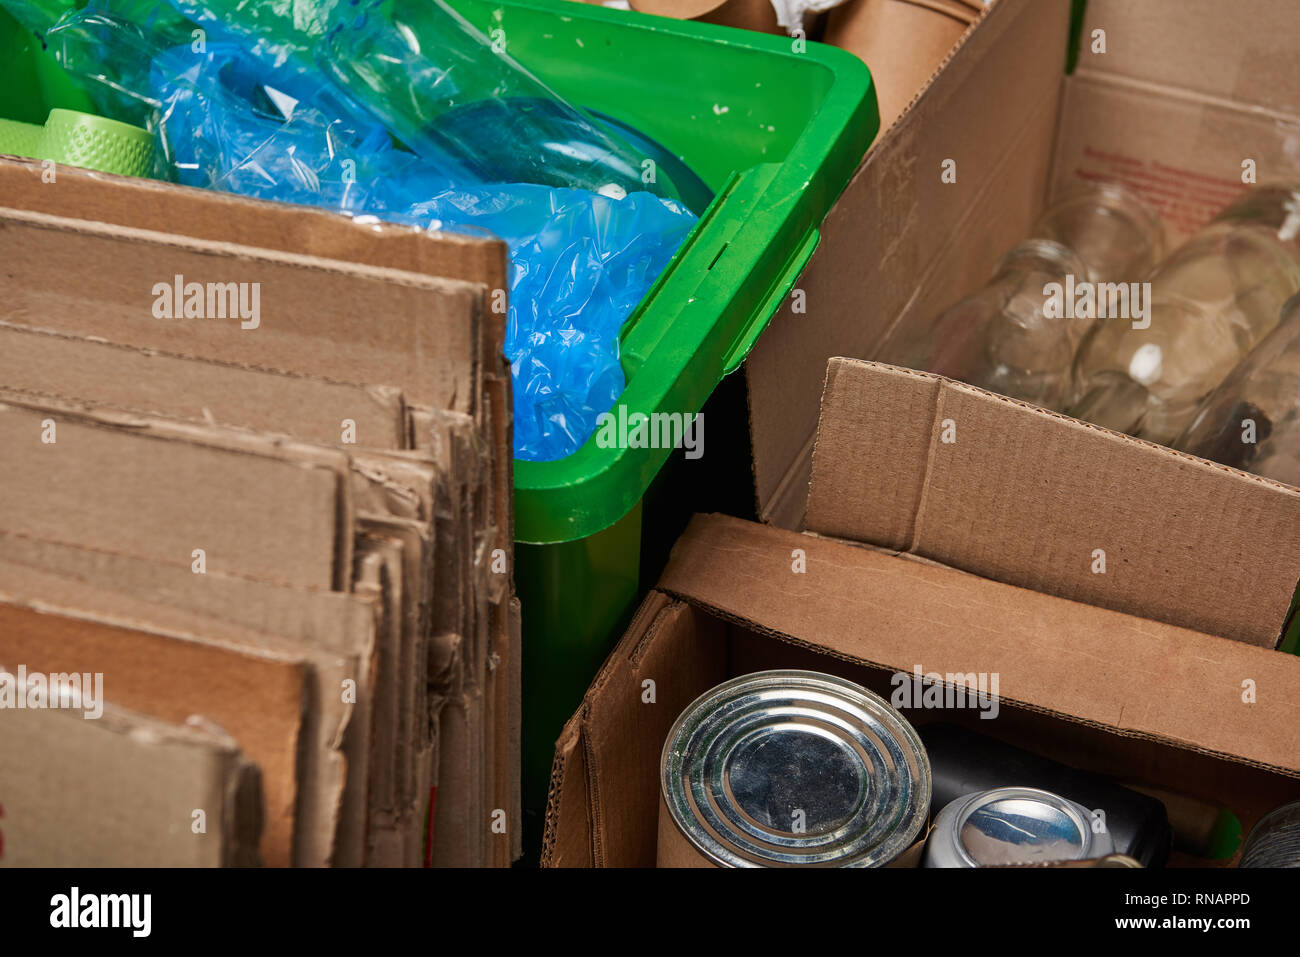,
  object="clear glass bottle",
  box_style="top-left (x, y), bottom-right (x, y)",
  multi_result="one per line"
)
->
top-left (1069, 184), bottom-right (1300, 444)
top-left (1174, 292), bottom-right (1300, 487)
top-left (1032, 181), bottom-right (1165, 284)
top-left (885, 239), bottom-right (1088, 410)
